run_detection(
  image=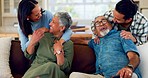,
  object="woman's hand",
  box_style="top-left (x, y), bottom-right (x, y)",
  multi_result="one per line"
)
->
top-left (37, 27), bottom-right (50, 33)
top-left (30, 27), bottom-right (49, 45)
top-left (120, 30), bottom-right (137, 42)
top-left (27, 29), bottom-right (45, 54)
top-left (53, 41), bottom-right (63, 55)
top-left (30, 29), bottom-right (45, 45)
top-left (53, 41), bottom-right (64, 66)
